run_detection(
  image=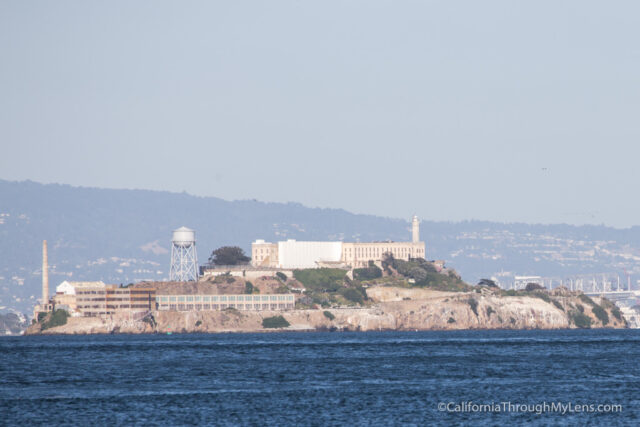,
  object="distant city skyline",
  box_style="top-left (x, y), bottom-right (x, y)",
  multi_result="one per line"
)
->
top-left (1, 1), bottom-right (639, 227)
